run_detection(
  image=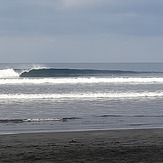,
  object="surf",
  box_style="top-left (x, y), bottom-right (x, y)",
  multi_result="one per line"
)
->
top-left (0, 69), bottom-right (19, 78)
top-left (0, 92), bottom-right (163, 99)
top-left (1, 77), bottom-right (163, 85)
top-left (0, 65), bottom-right (45, 79)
